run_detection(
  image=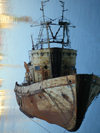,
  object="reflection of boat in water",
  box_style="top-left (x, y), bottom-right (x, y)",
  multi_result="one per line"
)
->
top-left (14, 0), bottom-right (100, 131)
